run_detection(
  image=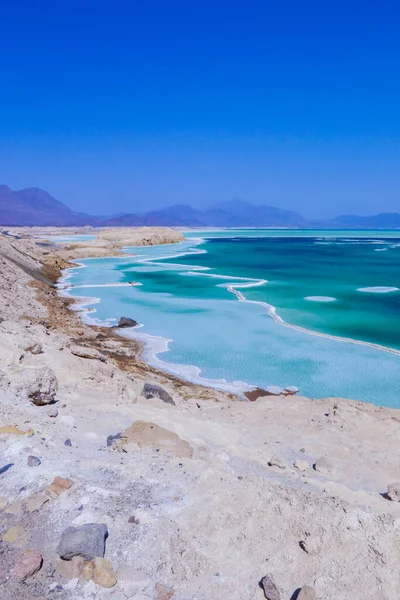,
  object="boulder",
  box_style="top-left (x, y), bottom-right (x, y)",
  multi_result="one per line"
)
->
top-left (14, 367), bottom-right (58, 405)
top-left (141, 382), bottom-right (175, 406)
top-left (119, 421), bottom-right (193, 458)
top-left (387, 482), bottom-right (400, 502)
top-left (261, 574), bottom-right (281, 600)
top-left (314, 456), bottom-right (334, 476)
top-left (297, 585), bottom-right (316, 600)
top-left (12, 551), bottom-right (43, 581)
top-left (117, 317), bottom-right (138, 328)
top-left (57, 523), bottom-right (108, 561)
